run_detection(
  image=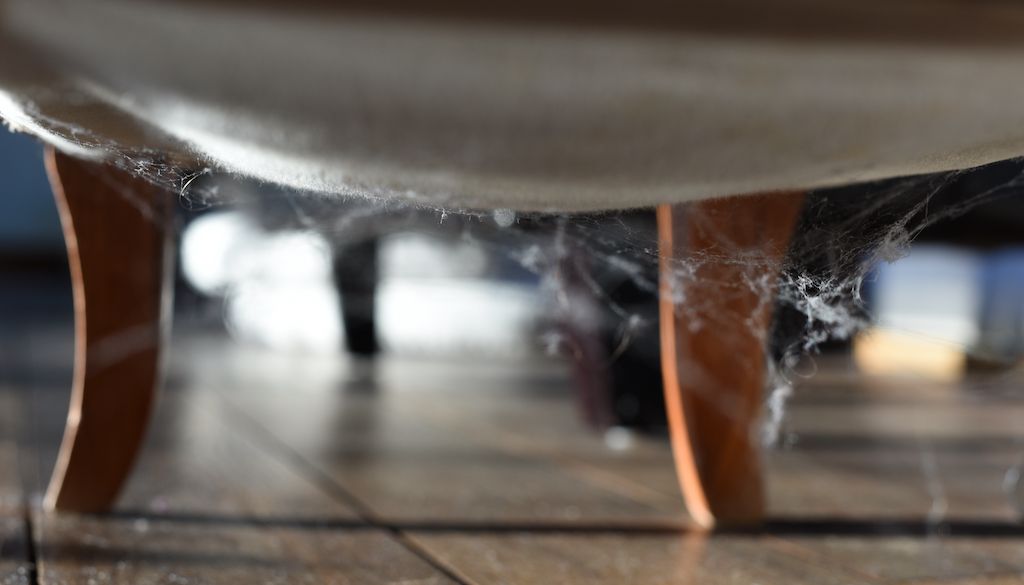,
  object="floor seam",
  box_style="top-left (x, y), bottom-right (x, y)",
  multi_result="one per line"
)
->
top-left (217, 395), bottom-right (480, 585)
top-left (22, 507), bottom-right (39, 585)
